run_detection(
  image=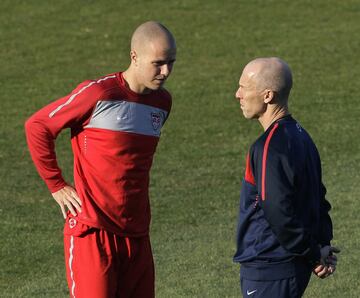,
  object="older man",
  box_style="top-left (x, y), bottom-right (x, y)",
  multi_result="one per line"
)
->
top-left (25, 21), bottom-right (176, 298)
top-left (233, 57), bottom-right (339, 297)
